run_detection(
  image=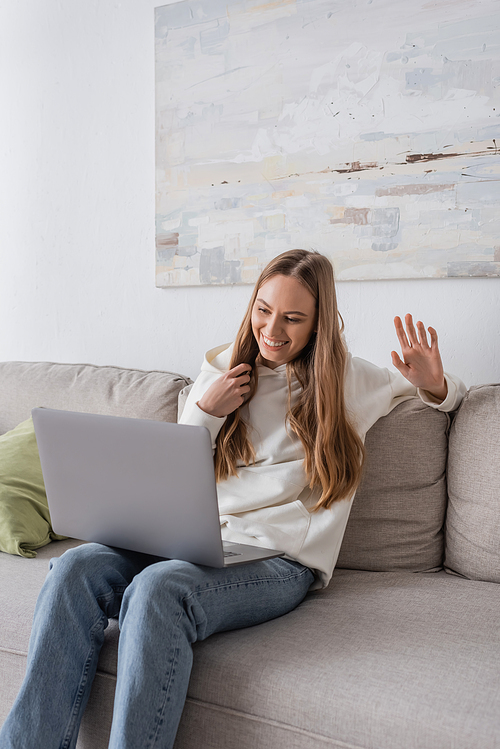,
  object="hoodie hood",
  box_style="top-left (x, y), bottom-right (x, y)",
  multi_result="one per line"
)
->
top-left (201, 342), bottom-right (234, 375)
top-left (201, 341), bottom-right (288, 377)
